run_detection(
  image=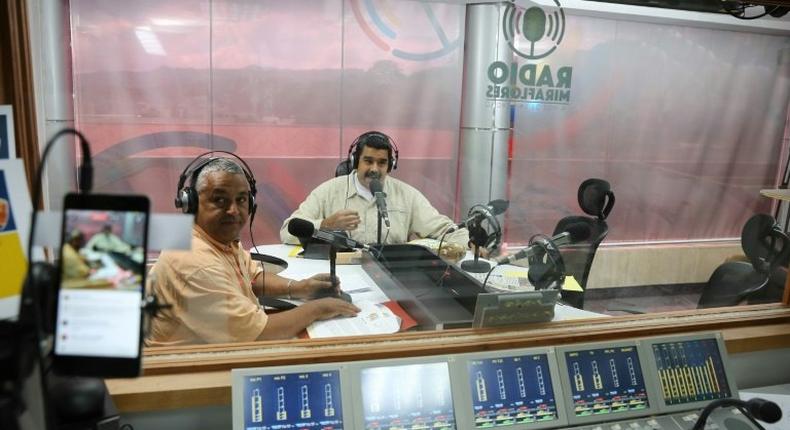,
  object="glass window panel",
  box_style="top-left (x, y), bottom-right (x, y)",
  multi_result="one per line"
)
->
top-left (507, 15), bottom-right (788, 243)
top-left (65, 1), bottom-right (790, 345)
